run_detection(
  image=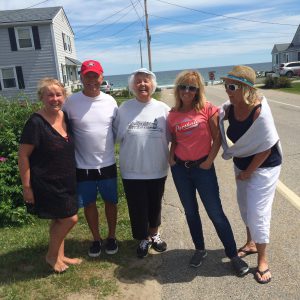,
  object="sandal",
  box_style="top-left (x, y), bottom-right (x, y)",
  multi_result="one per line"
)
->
top-left (255, 268), bottom-right (271, 284)
top-left (238, 247), bottom-right (258, 258)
